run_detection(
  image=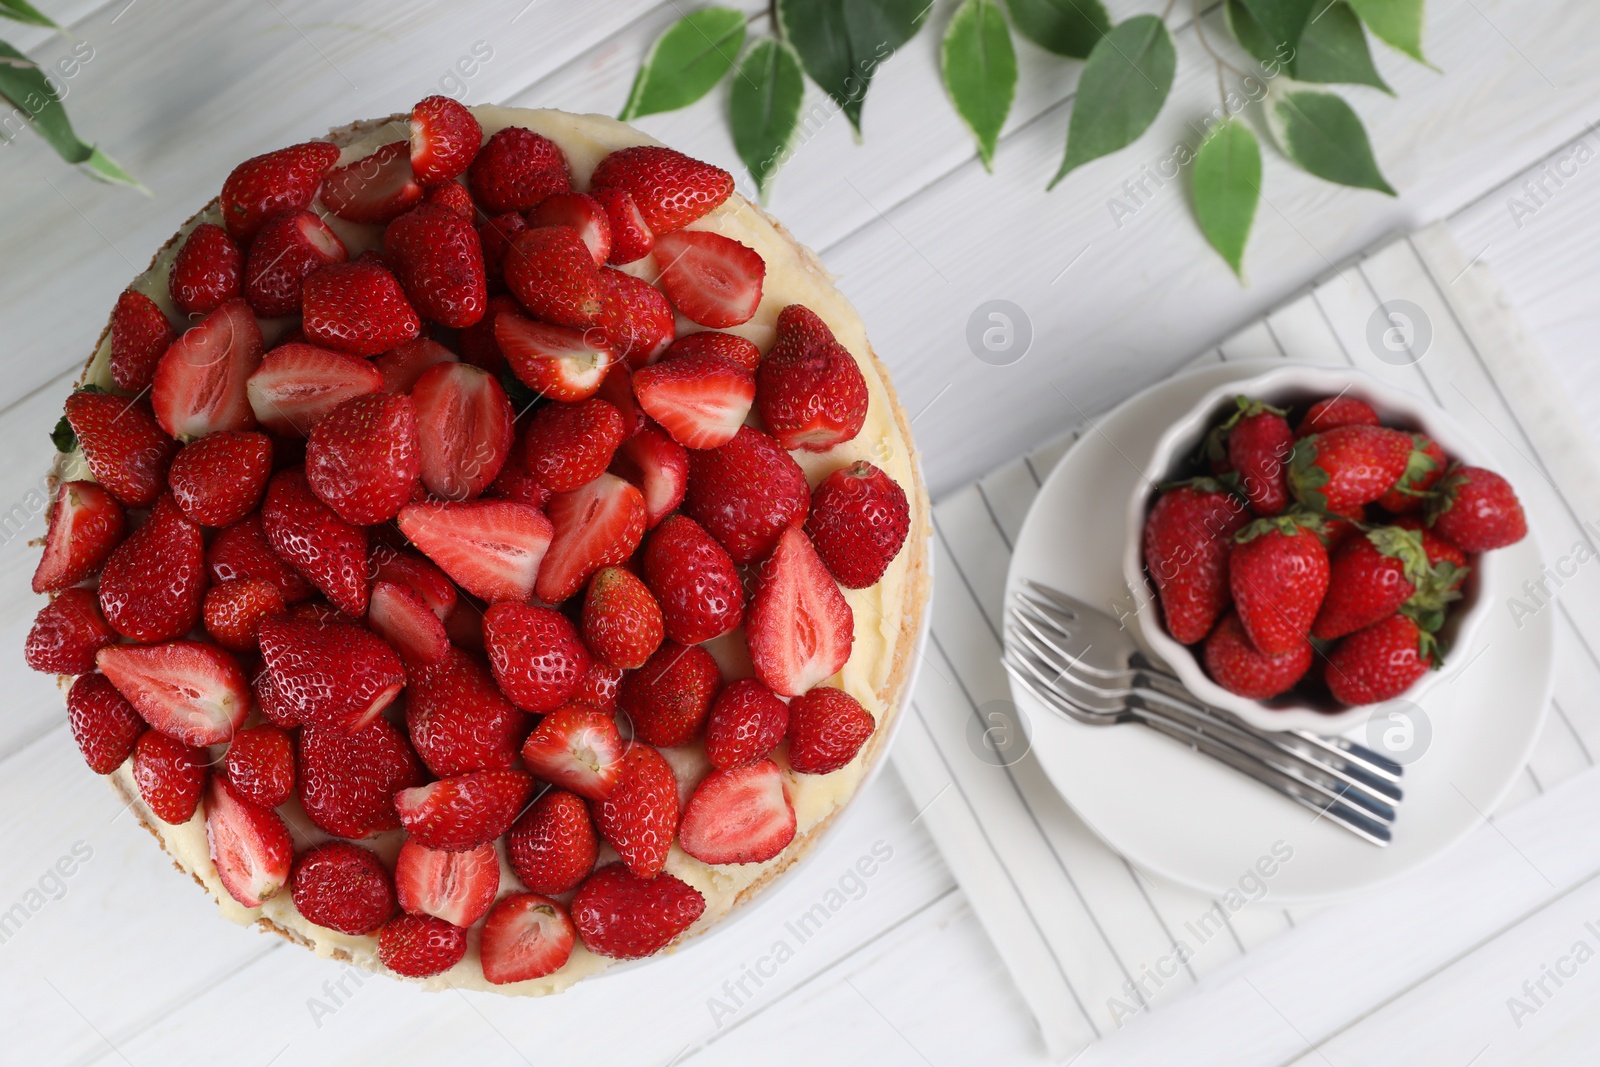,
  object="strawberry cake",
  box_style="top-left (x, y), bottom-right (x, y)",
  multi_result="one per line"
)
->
top-left (25, 99), bottom-right (930, 992)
